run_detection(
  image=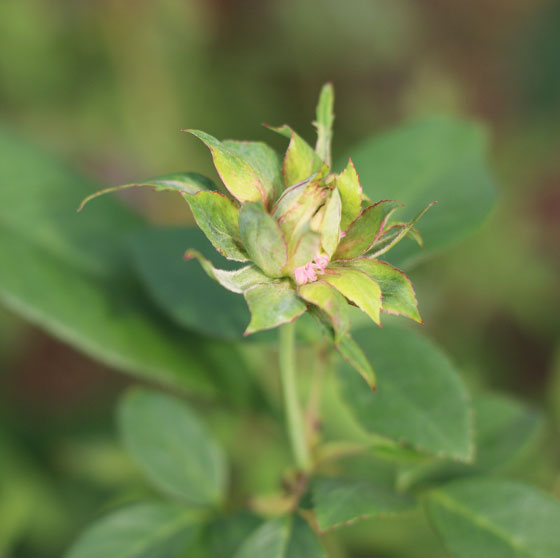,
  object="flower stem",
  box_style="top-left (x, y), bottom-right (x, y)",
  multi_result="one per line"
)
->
top-left (278, 322), bottom-right (311, 471)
